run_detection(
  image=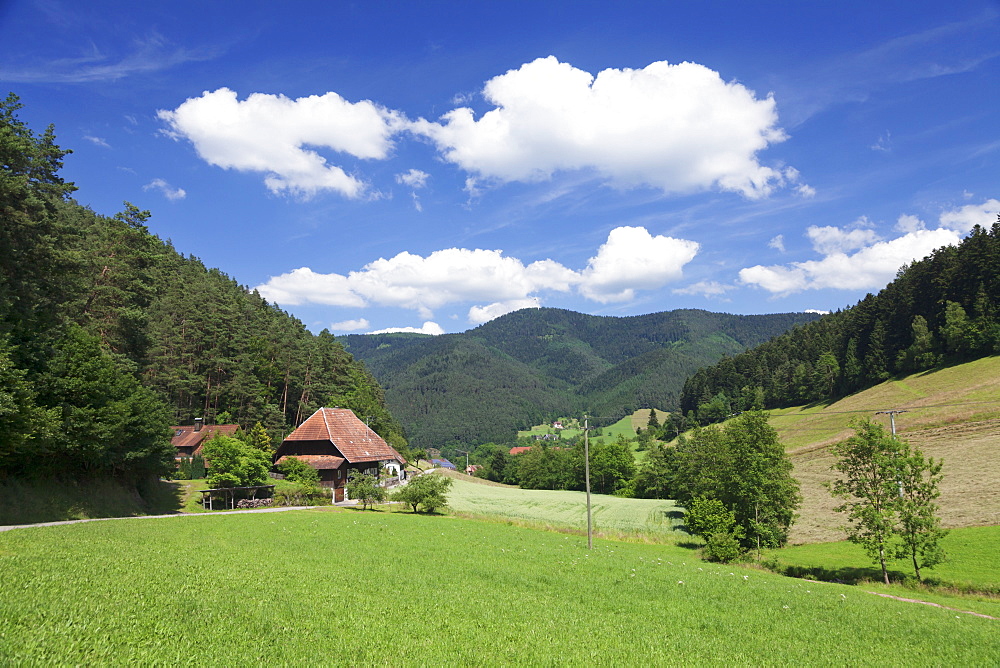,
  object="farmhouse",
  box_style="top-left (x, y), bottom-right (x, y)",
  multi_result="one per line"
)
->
top-left (274, 407), bottom-right (406, 502)
top-left (170, 418), bottom-right (239, 461)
